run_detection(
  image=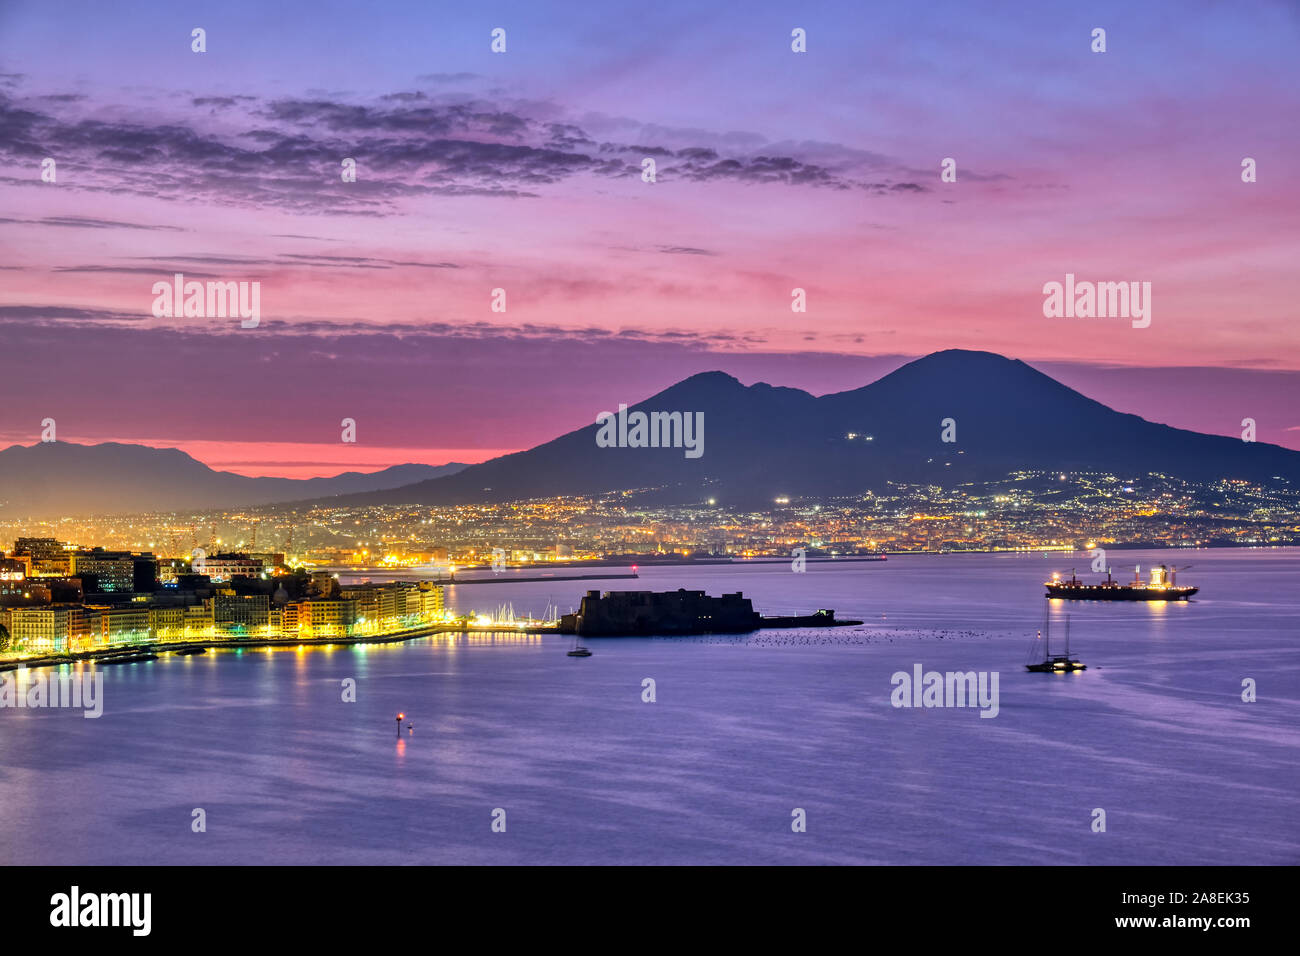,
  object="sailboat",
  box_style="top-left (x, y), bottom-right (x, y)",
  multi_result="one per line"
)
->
top-left (1026, 600), bottom-right (1086, 672)
top-left (567, 633), bottom-right (592, 657)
